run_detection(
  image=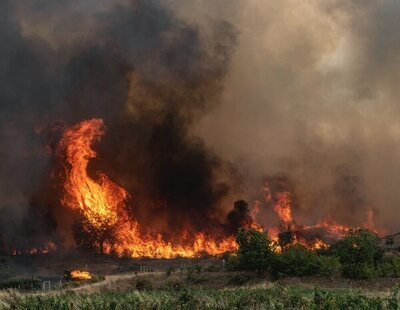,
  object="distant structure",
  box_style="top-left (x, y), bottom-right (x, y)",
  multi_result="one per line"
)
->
top-left (380, 232), bottom-right (400, 252)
